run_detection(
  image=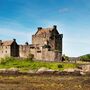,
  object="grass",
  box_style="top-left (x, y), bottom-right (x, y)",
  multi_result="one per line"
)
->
top-left (0, 75), bottom-right (89, 90)
top-left (0, 57), bottom-right (78, 72)
top-left (0, 57), bottom-right (89, 90)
